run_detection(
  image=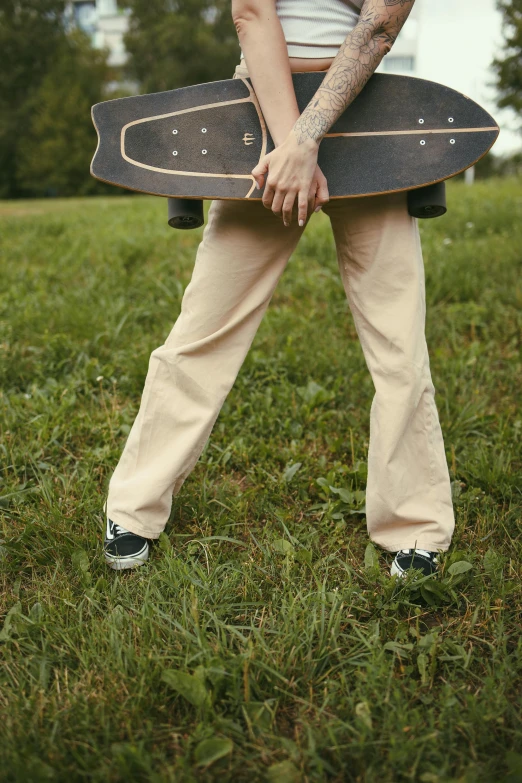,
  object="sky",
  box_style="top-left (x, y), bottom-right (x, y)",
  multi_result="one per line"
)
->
top-left (377, 0), bottom-right (521, 155)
